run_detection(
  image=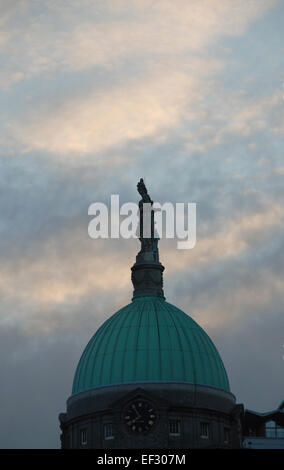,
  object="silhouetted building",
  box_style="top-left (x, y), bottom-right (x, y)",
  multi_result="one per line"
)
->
top-left (242, 401), bottom-right (284, 449)
top-left (59, 180), bottom-right (283, 449)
